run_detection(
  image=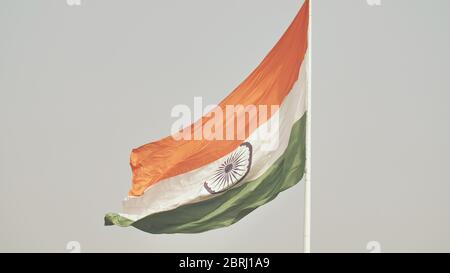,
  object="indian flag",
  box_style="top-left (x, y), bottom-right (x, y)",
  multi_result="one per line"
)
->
top-left (105, 0), bottom-right (310, 234)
